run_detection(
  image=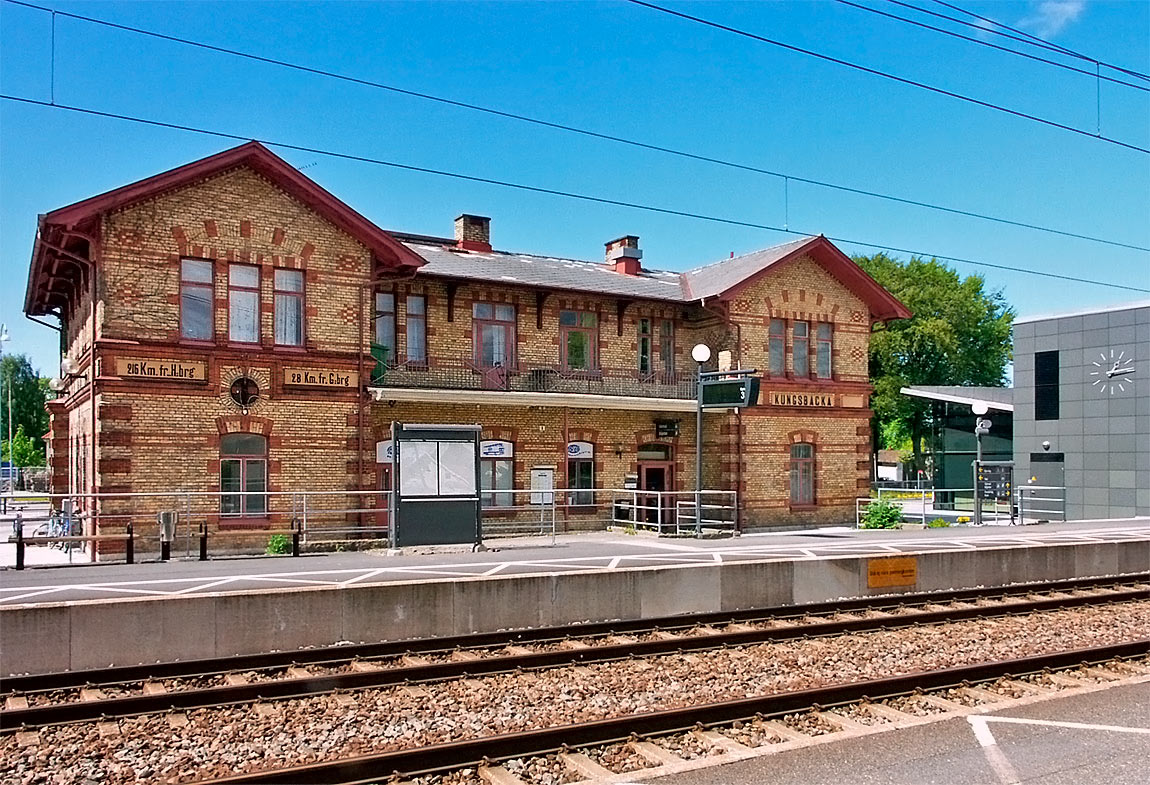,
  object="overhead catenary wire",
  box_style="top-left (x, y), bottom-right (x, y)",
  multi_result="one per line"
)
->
top-left (833, 0), bottom-right (1147, 91)
top-left (925, 0), bottom-right (1150, 82)
top-left (625, 0), bottom-right (1150, 155)
top-left (2, 0), bottom-right (1146, 253)
top-left (3, 94), bottom-right (1146, 295)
